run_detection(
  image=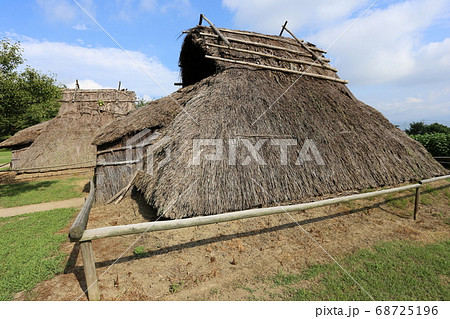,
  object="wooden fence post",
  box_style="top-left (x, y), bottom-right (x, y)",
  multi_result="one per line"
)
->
top-left (414, 186), bottom-right (421, 220)
top-left (80, 240), bottom-right (100, 301)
